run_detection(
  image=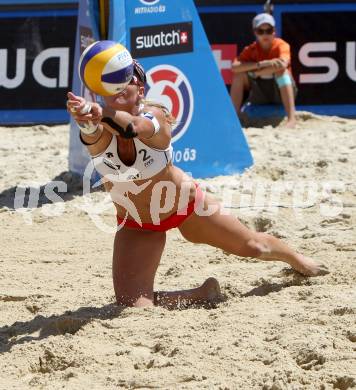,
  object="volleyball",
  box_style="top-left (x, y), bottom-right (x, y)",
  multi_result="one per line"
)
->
top-left (78, 40), bottom-right (134, 96)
